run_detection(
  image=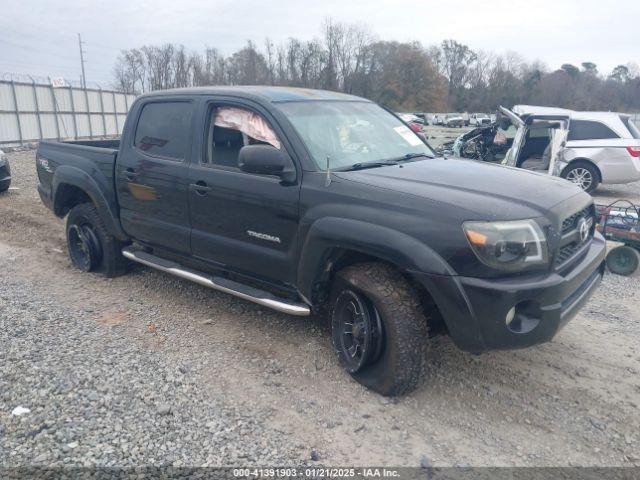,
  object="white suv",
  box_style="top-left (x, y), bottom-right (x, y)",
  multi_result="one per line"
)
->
top-left (505, 105), bottom-right (640, 192)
